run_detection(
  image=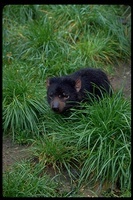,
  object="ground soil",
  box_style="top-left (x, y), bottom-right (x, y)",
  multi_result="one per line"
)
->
top-left (2, 63), bottom-right (131, 197)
